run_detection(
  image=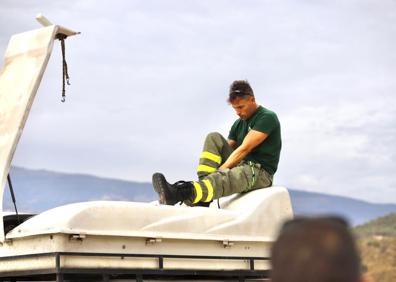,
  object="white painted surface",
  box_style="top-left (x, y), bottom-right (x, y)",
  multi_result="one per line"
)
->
top-left (7, 186), bottom-right (293, 242)
top-left (0, 187), bottom-right (291, 275)
top-left (0, 24), bottom-right (79, 242)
